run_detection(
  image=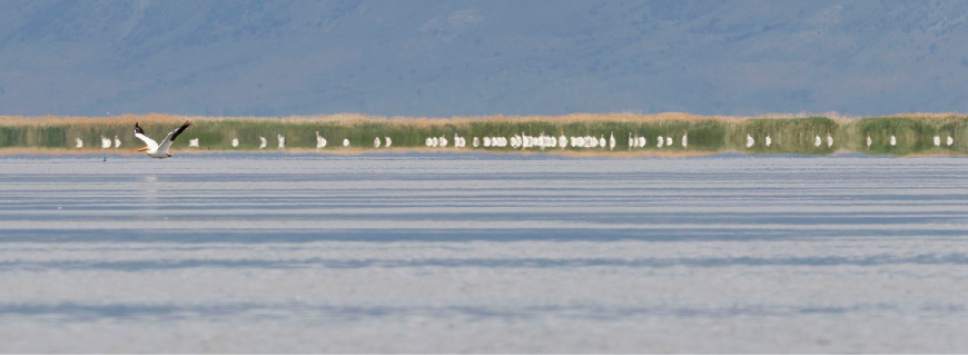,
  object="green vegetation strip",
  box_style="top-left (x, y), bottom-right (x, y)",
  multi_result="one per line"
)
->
top-left (1, 115), bottom-right (967, 155)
